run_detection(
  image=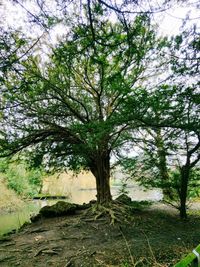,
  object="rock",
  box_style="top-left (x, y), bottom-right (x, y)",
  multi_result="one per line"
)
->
top-left (89, 199), bottom-right (97, 204)
top-left (115, 194), bottom-right (132, 205)
top-left (30, 201), bottom-right (77, 221)
top-left (75, 200), bottom-right (96, 211)
top-left (31, 200), bottom-right (98, 222)
top-left (76, 203), bottom-right (91, 210)
top-left (31, 213), bottom-right (42, 222)
top-left (39, 201), bottom-right (77, 217)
